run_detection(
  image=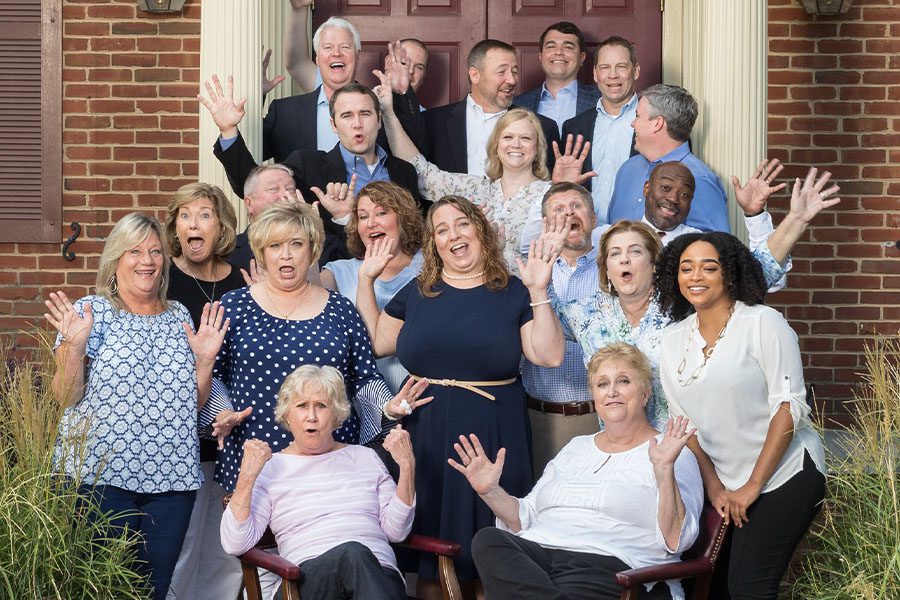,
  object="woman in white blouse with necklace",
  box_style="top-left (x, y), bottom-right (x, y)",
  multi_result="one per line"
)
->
top-left (656, 230), bottom-right (827, 600)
